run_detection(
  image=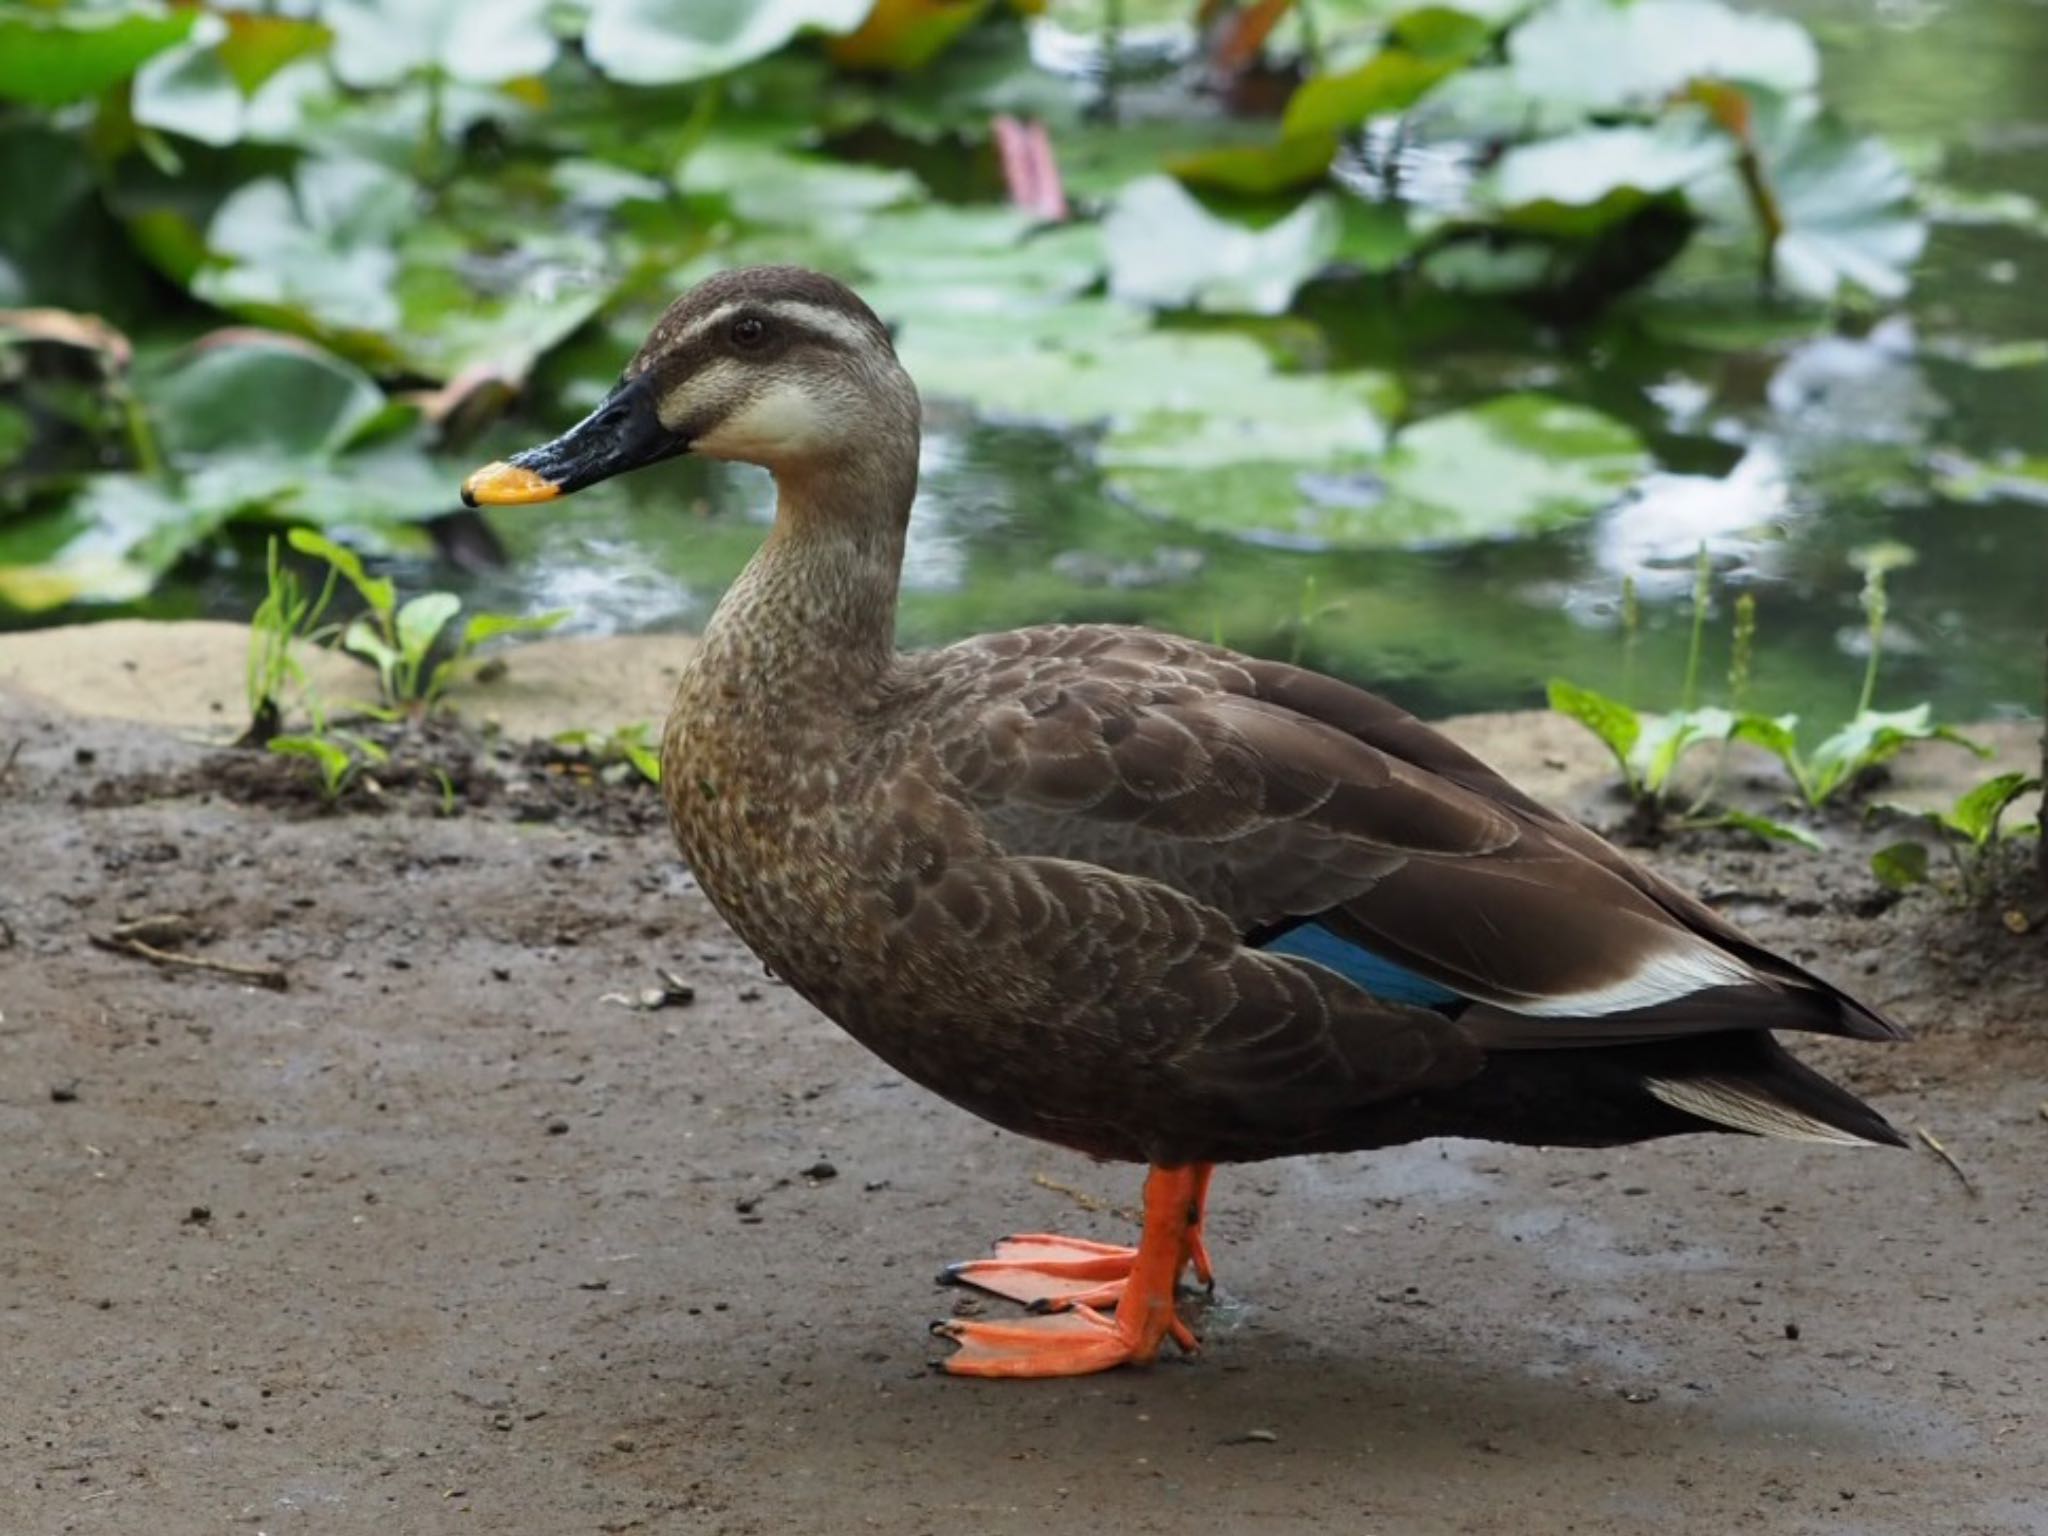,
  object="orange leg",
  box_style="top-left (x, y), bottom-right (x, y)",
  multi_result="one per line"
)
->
top-left (941, 1163), bottom-right (1214, 1313)
top-left (933, 1165), bottom-right (1210, 1378)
